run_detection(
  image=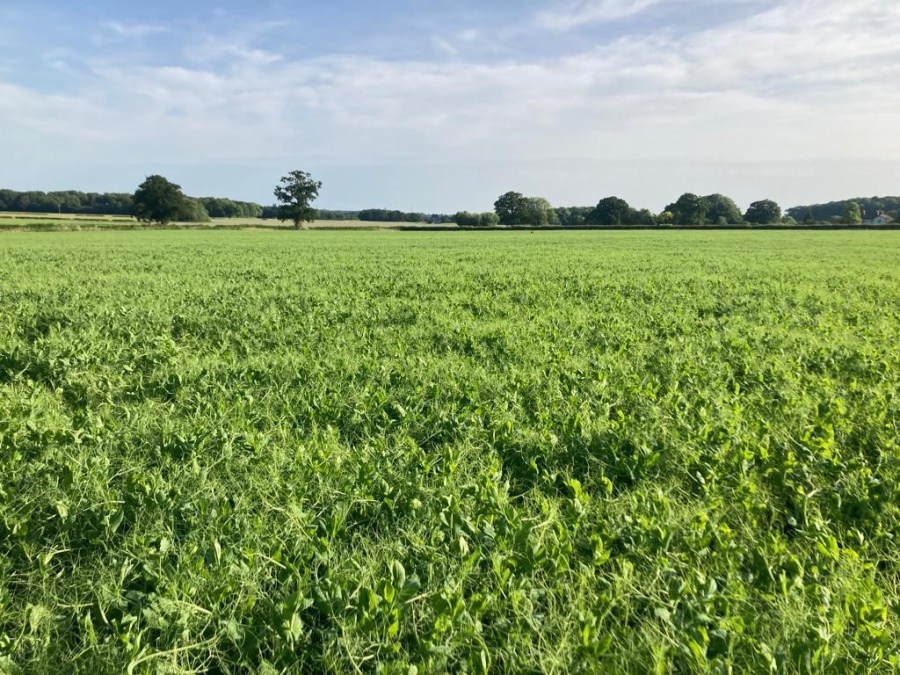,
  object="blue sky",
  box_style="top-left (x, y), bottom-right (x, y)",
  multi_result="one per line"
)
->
top-left (1, 0), bottom-right (899, 212)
